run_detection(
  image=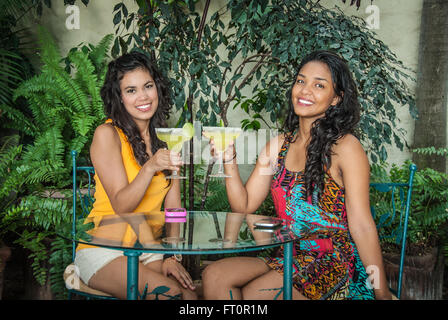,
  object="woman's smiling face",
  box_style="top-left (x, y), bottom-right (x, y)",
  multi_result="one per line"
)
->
top-left (119, 67), bottom-right (159, 124)
top-left (291, 61), bottom-right (341, 121)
